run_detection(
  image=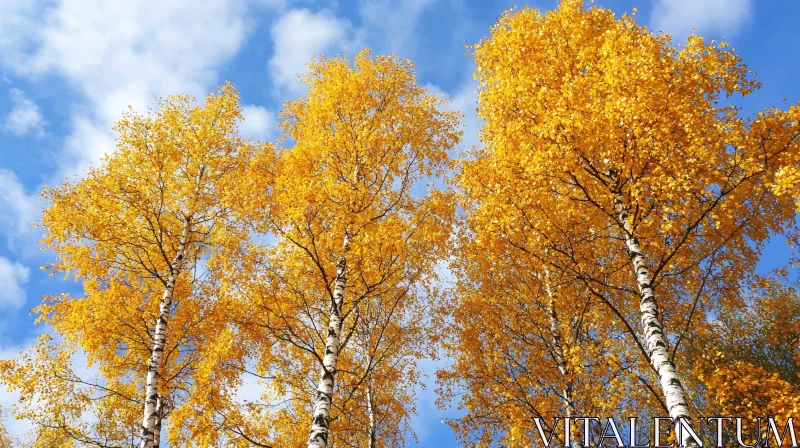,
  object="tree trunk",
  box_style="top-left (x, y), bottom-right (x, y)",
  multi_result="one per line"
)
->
top-left (139, 220), bottom-right (191, 448)
top-left (367, 383), bottom-right (376, 448)
top-left (542, 267), bottom-right (582, 448)
top-left (307, 232), bottom-right (351, 448)
top-left (613, 193), bottom-right (699, 448)
top-left (153, 396), bottom-right (162, 448)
